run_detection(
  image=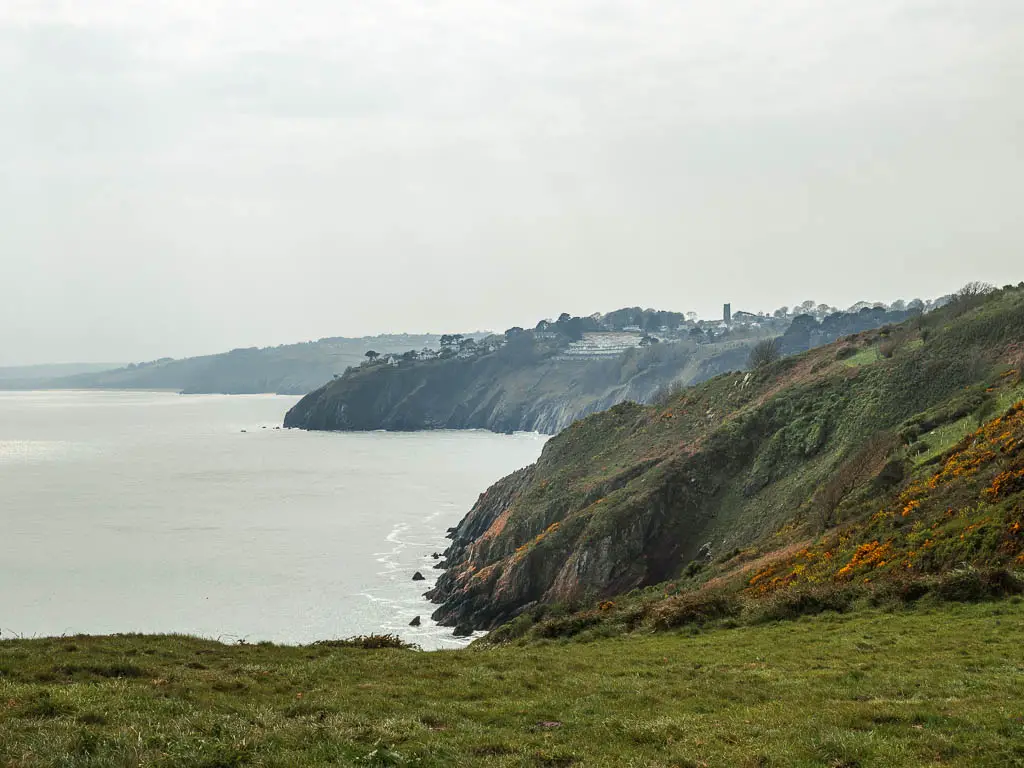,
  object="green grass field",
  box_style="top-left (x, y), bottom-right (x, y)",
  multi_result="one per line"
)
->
top-left (2, 601), bottom-right (1023, 767)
